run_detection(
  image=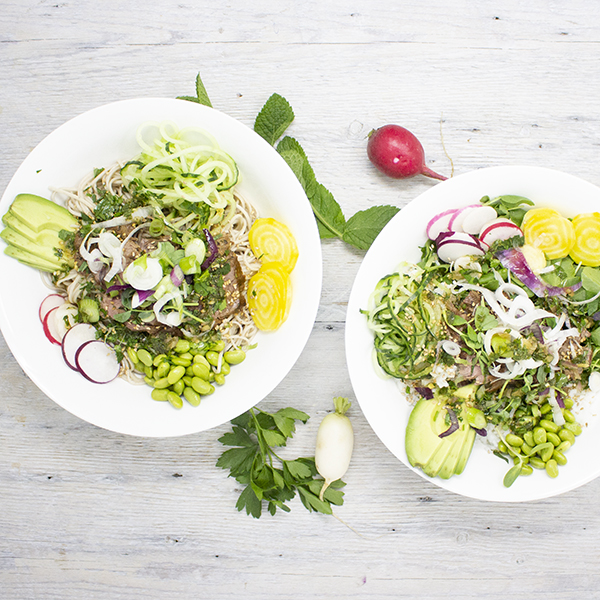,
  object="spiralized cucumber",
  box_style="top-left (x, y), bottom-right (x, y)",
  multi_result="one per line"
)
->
top-left (121, 121), bottom-right (239, 210)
